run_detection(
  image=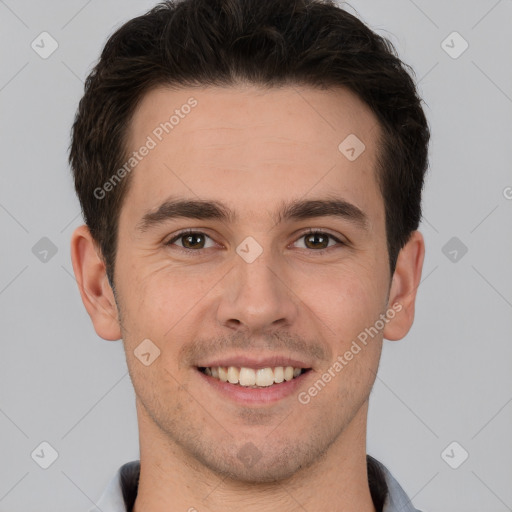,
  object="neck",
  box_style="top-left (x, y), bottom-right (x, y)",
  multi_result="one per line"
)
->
top-left (133, 401), bottom-right (376, 512)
